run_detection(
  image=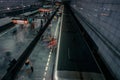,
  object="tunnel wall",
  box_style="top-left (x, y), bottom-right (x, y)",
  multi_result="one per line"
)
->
top-left (70, 0), bottom-right (120, 79)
